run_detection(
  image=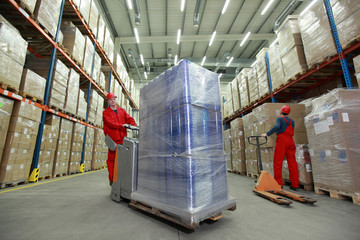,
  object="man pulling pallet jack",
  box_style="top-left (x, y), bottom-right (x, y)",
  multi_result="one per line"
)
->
top-left (248, 105), bottom-right (316, 205)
